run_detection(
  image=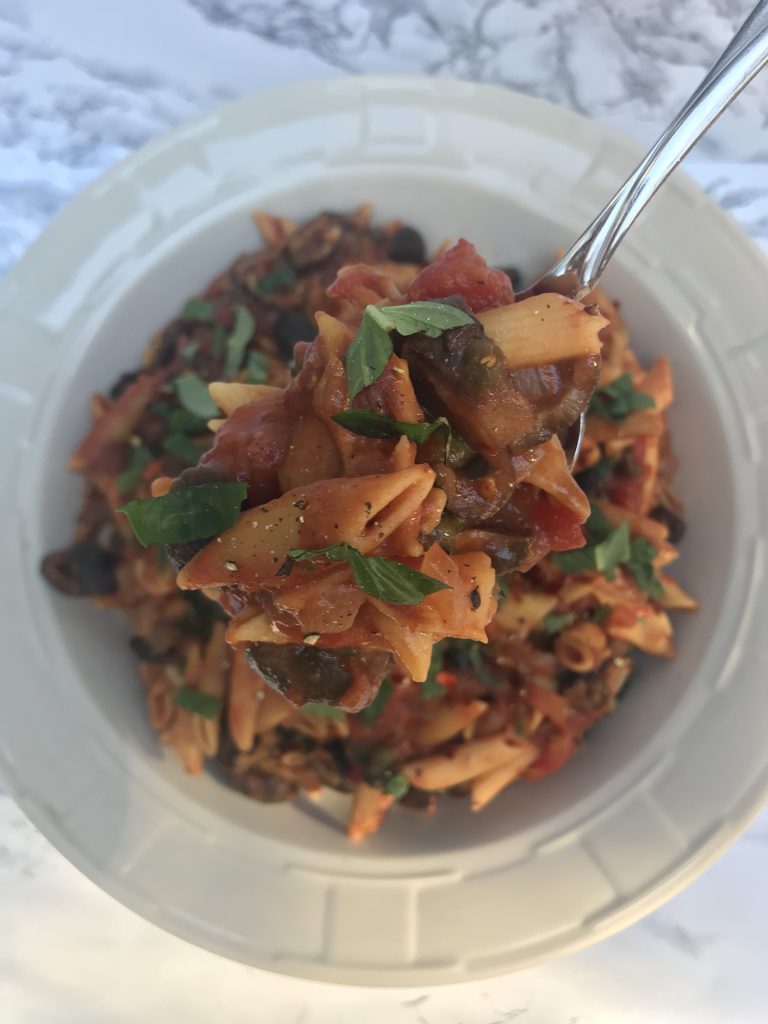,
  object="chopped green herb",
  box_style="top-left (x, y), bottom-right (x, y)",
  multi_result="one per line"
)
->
top-left (183, 298), bottom-right (216, 321)
top-left (117, 445), bottom-right (153, 494)
top-left (222, 305), bottom-right (256, 380)
top-left (589, 373), bottom-right (655, 421)
top-left (357, 679), bottom-right (395, 726)
top-left (594, 521), bottom-right (631, 577)
top-left (551, 509), bottom-right (630, 579)
top-left (552, 504), bottom-right (664, 598)
top-left (119, 481), bottom-right (247, 547)
top-left (370, 301), bottom-right (475, 338)
top-left (252, 262), bottom-right (296, 296)
top-left (345, 314), bottom-right (392, 400)
top-left (542, 611), bottom-right (576, 635)
top-left (246, 350), bottom-right (270, 384)
top-left (592, 605), bottom-right (612, 624)
top-left (495, 578), bottom-right (510, 601)
top-left (382, 772), bottom-right (409, 799)
top-left (332, 409), bottom-right (451, 447)
top-left (626, 537), bottom-right (665, 599)
top-left (279, 542), bottom-right (451, 606)
top-left (345, 300), bottom-right (474, 399)
top-left (163, 433), bottom-right (204, 466)
top-left (167, 408), bottom-right (208, 434)
top-left (300, 703), bottom-right (346, 722)
top-left (174, 372), bottom-right (220, 420)
top-left (173, 686), bottom-right (222, 719)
